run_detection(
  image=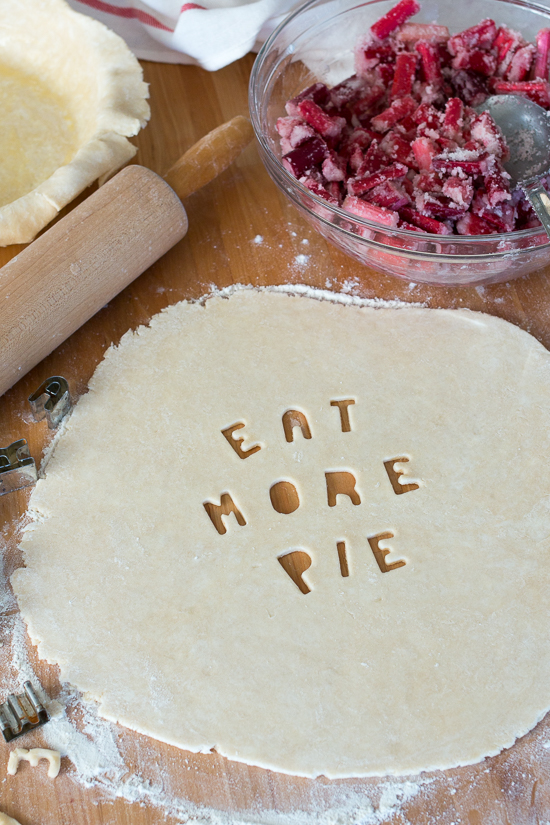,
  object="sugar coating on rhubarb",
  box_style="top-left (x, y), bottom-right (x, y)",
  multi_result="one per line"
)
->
top-left (276, 0), bottom-right (550, 236)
